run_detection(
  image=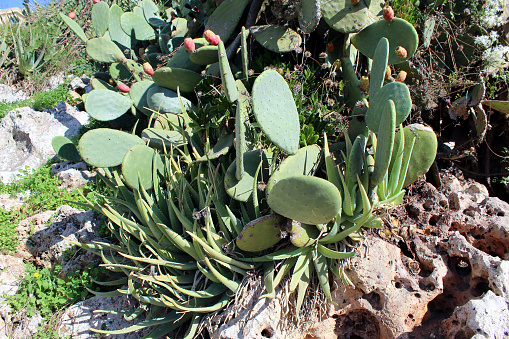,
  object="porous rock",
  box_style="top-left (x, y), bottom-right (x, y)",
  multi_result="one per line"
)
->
top-left (17, 205), bottom-right (103, 276)
top-left (59, 295), bottom-right (151, 339)
top-left (0, 102), bottom-right (89, 183)
top-left (442, 290), bottom-right (509, 339)
top-left (51, 161), bottom-right (96, 191)
top-left (0, 84), bottom-right (27, 103)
